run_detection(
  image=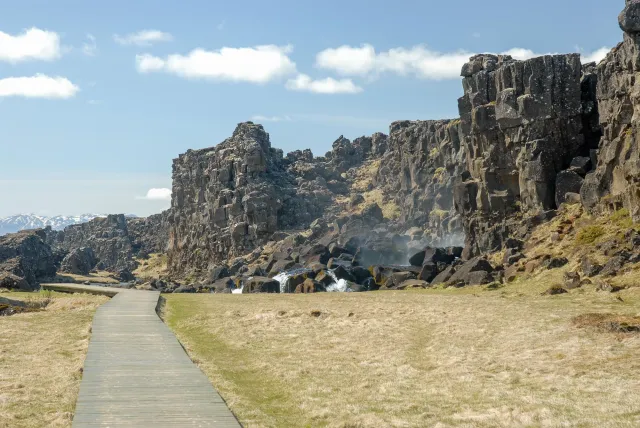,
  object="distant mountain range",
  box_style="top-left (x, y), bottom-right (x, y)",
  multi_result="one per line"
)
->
top-left (0, 214), bottom-right (137, 236)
